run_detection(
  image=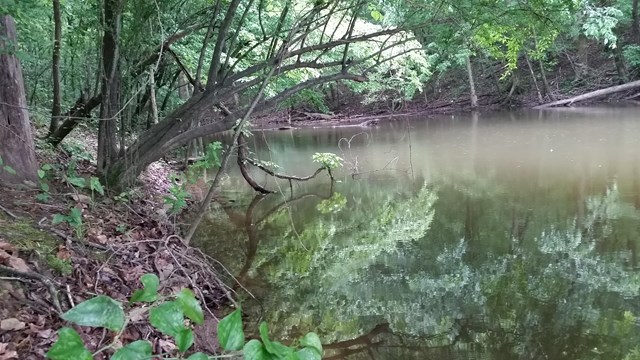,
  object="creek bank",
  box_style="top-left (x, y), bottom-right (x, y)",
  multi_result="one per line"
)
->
top-left (0, 130), bottom-right (231, 359)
